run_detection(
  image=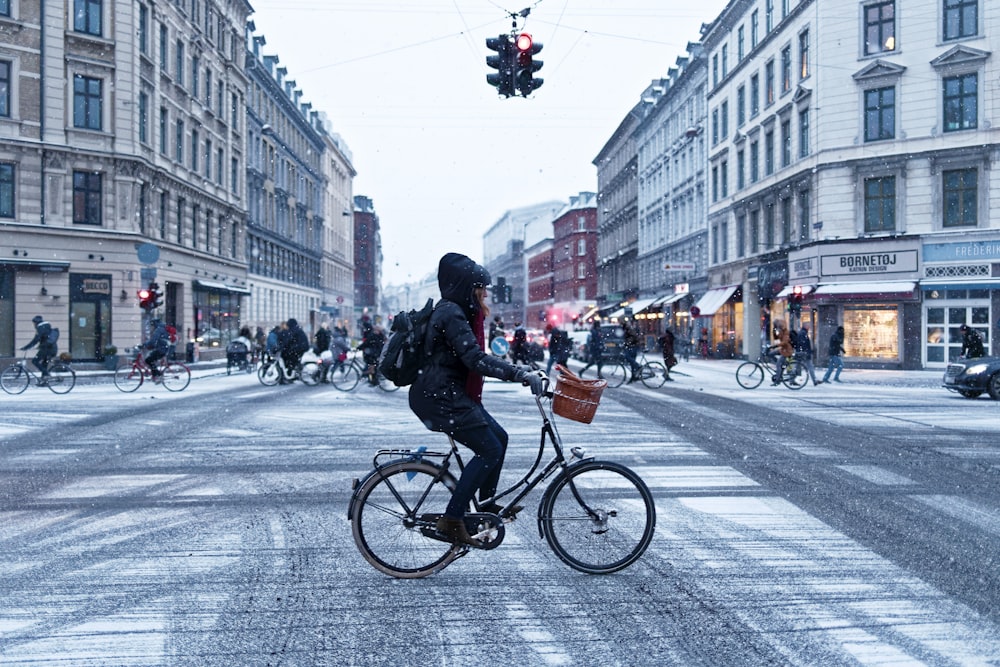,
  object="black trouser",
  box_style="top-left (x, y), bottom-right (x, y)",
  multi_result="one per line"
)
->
top-left (446, 410), bottom-right (509, 518)
top-left (145, 350), bottom-right (165, 375)
top-left (32, 353), bottom-right (52, 376)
